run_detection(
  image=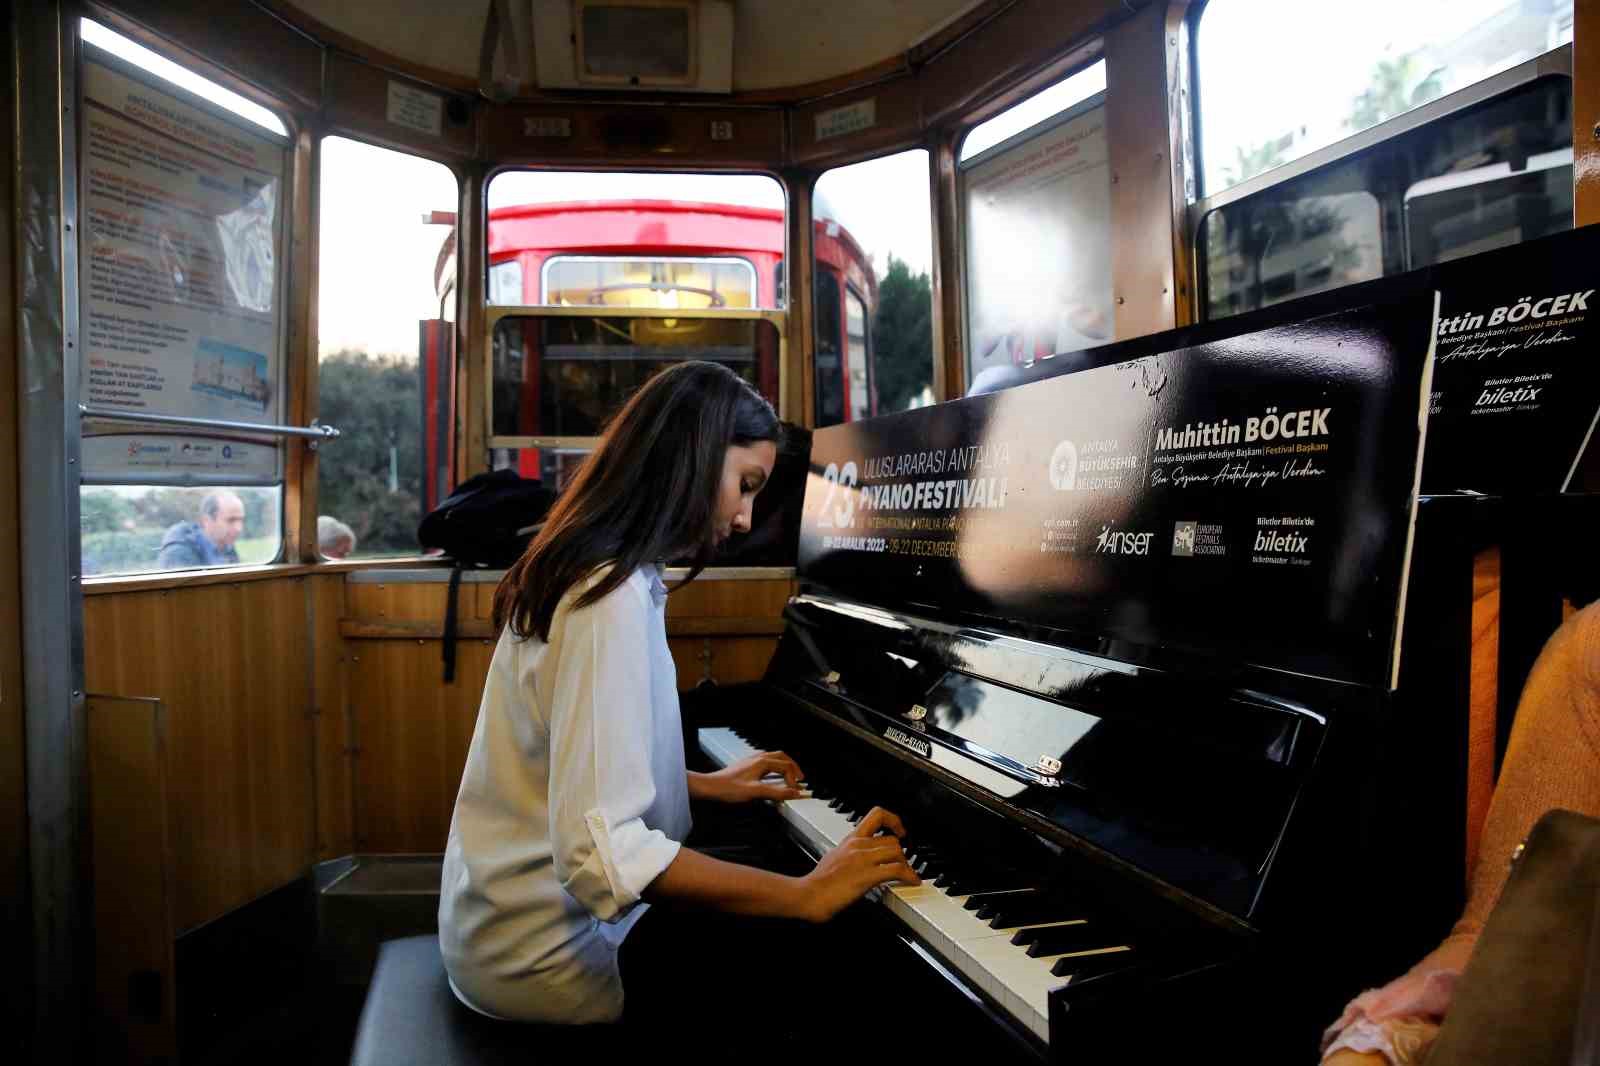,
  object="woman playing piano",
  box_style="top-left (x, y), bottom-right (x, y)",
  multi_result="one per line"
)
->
top-left (438, 360), bottom-right (921, 1037)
